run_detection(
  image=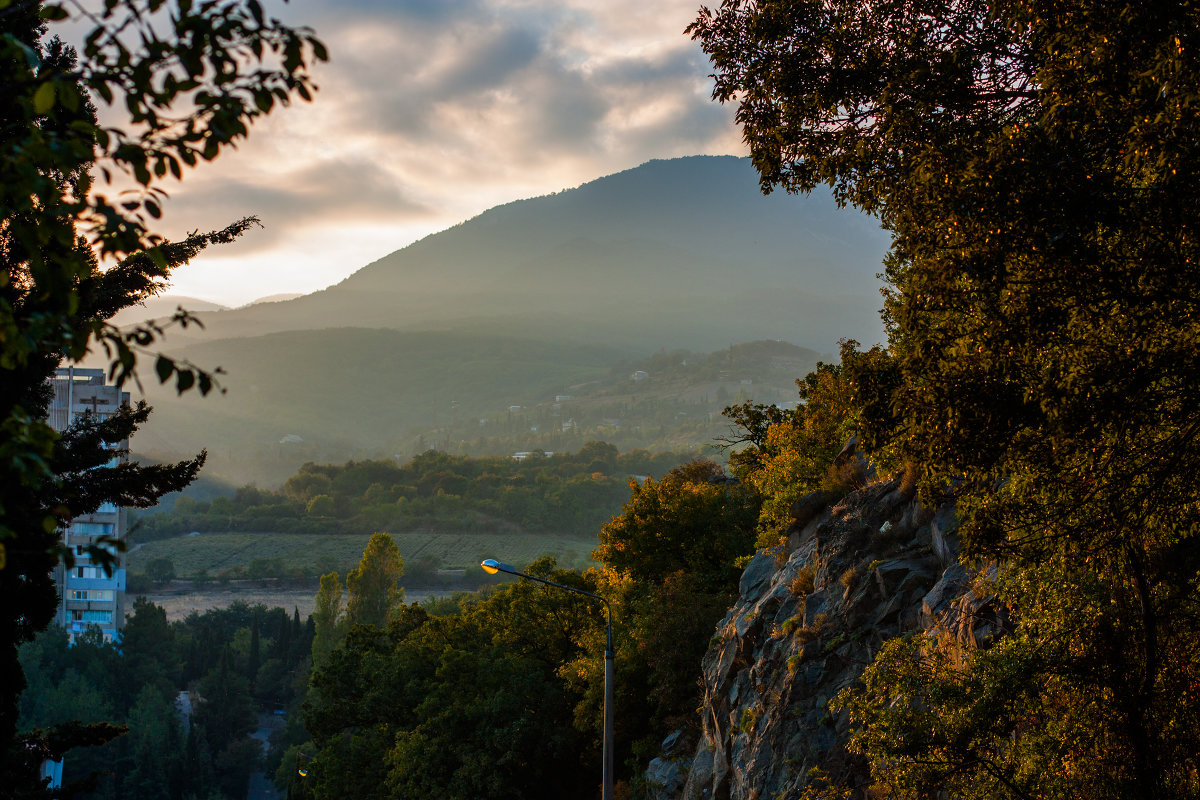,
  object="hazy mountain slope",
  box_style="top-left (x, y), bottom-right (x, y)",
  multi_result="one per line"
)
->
top-left (132, 328), bottom-right (632, 481)
top-left (173, 156), bottom-right (891, 352)
top-left (108, 295), bottom-right (228, 327)
top-left (123, 157), bottom-right (889, 487)
top-left (131, 332), bottom-right (822, 488)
